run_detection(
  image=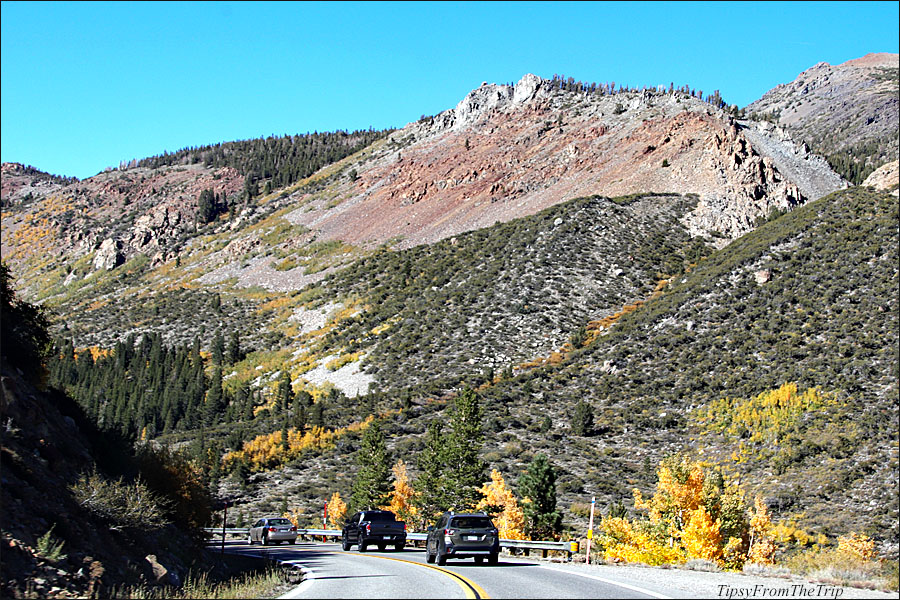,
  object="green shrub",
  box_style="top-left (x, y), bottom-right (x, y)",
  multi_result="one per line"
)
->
top-left (70, 470), bottom-right (170, 529)
top-left (36, 525), bottom-right (67, 563)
